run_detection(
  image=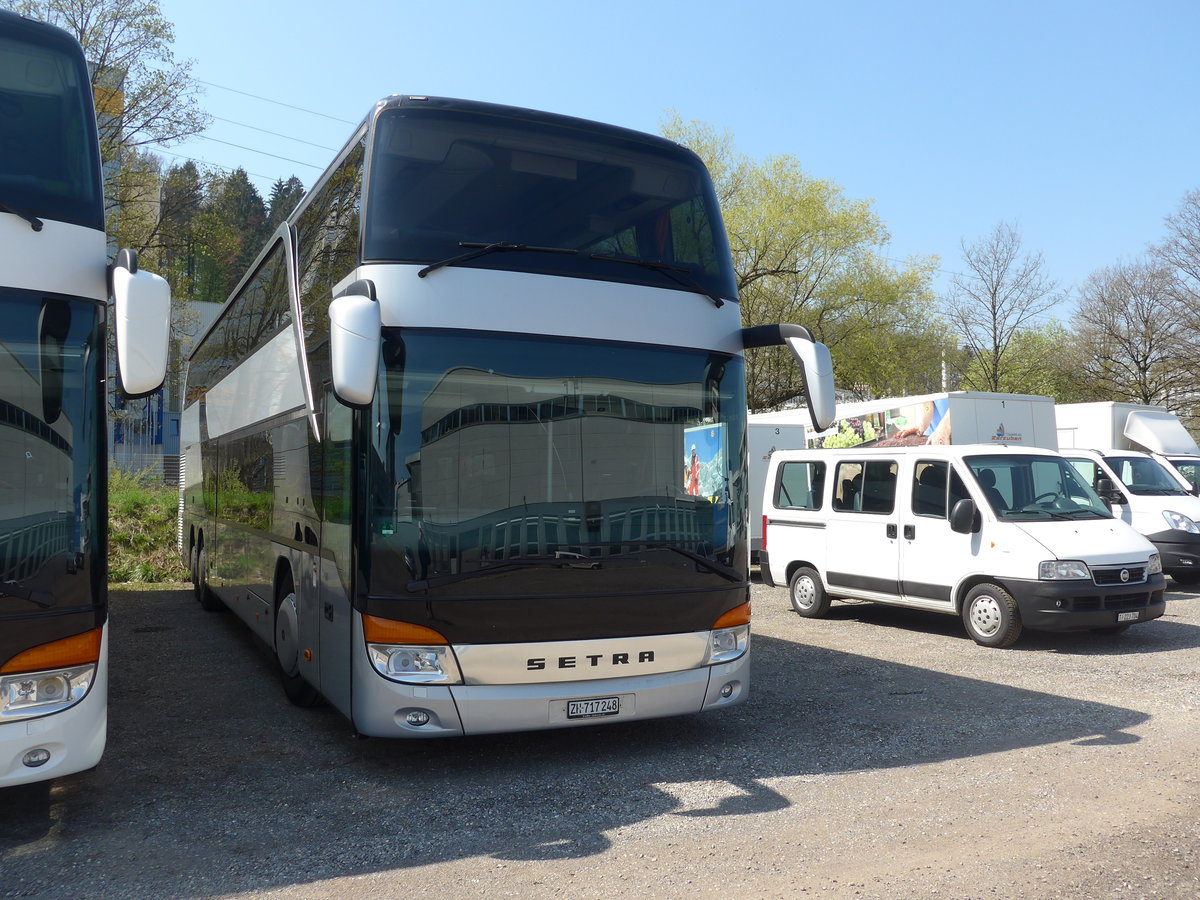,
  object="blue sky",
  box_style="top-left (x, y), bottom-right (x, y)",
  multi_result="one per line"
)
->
top-left (160, 0), bottom-right (1200, 314)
